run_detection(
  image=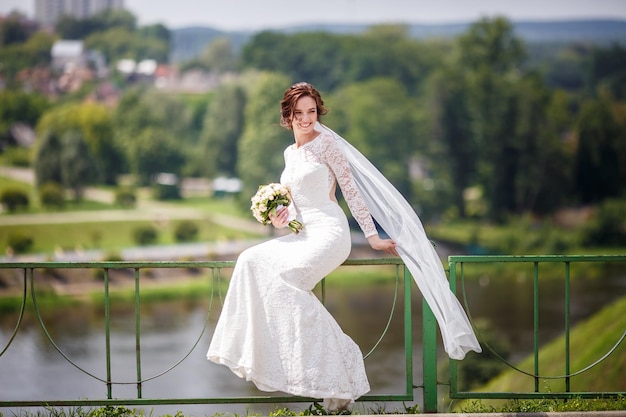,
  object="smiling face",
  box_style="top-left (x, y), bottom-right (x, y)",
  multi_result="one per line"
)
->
top-left (291, 95), bottom-right (318, 139)
top-left (280, 82), bottom-right (328, 131)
